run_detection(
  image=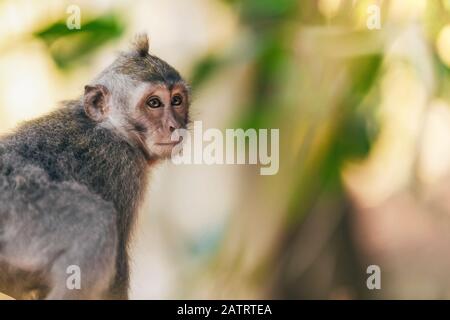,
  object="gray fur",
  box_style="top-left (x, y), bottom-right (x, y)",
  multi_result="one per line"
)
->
top-left (0, 35), bottom-right (187, 299)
